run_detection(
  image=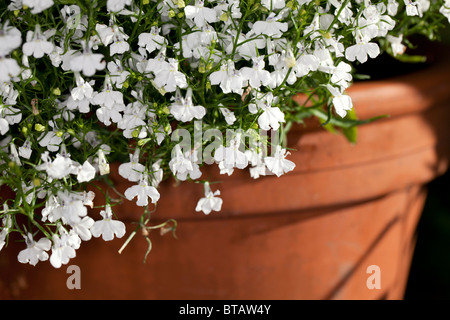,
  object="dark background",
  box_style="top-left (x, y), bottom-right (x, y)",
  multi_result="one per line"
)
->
top-left (404, 169), bottom-right (450, 299)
